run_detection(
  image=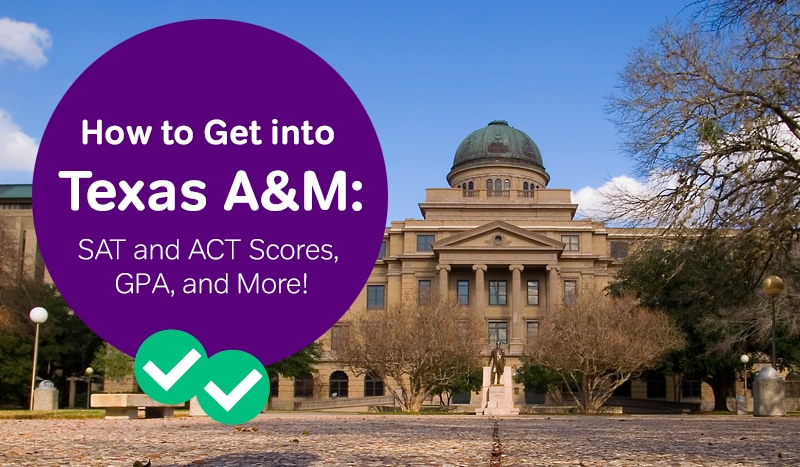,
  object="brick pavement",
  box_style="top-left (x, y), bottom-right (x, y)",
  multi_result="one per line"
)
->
top-left (1, 413), bottom-right (798, 466)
